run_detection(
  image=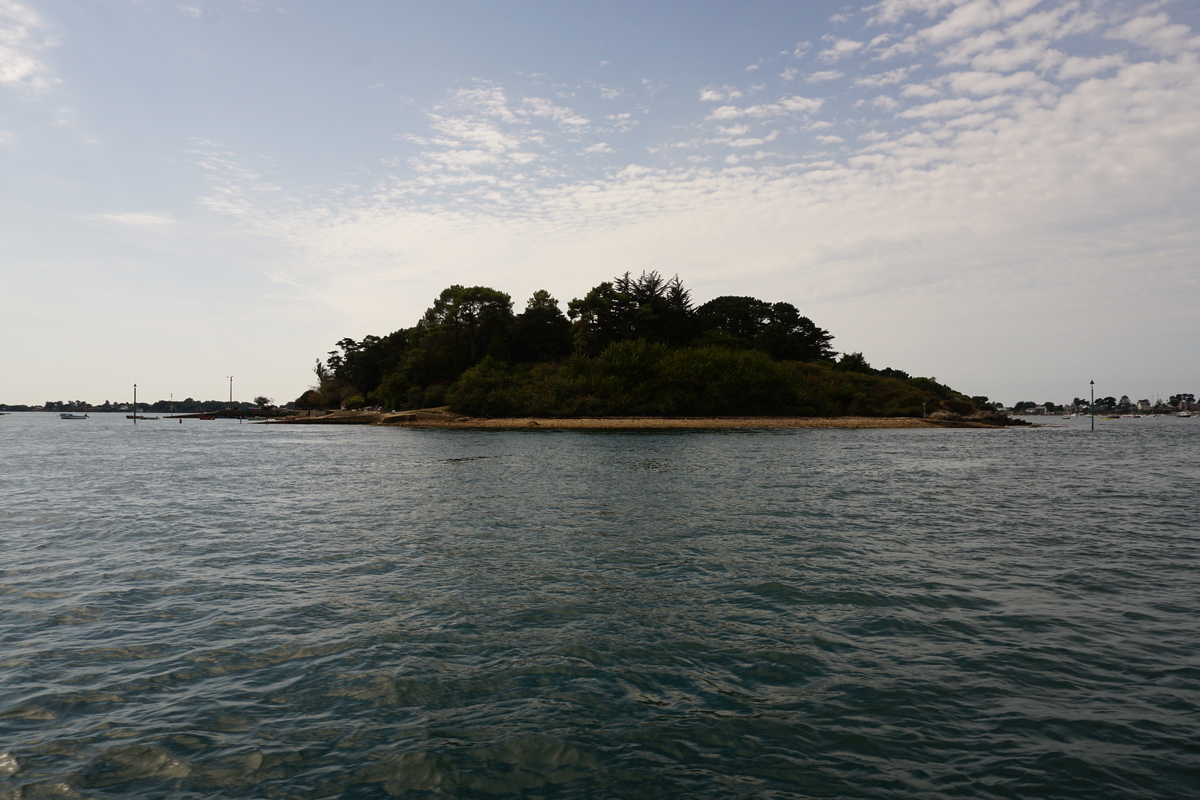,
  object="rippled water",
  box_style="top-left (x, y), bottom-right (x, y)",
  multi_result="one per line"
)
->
top-left (2, 412), bottom-right (1198, 799)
